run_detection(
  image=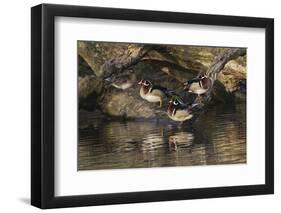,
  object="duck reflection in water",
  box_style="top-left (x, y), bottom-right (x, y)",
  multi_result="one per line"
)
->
top-left (79, 101), bottom-right (246, 170)
top-left (141, 129), bottom-right (165, 153)
top-left (168, 131), bottom-right (194, 152)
